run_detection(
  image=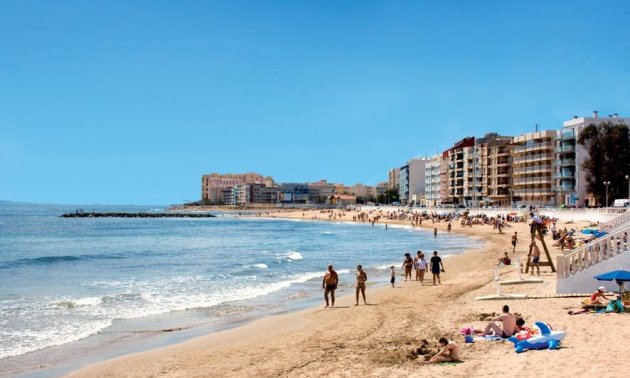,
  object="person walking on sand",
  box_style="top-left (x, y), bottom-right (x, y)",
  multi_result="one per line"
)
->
top-left (322, 265), bottom-right (338, 308)
top-left (414, 251), bottom-right (422, 281)
top-left (390, 266), bottom-right (396, 287)
top-left (430, 251), bottom-right (444, 285)
top-left (422, 337), bottom-right (461, 364)
top-left (402, 253), bottom-right (414, 281)
top-left (417, 253), bottom-right (427, 285)
top-left (529, 241), bottom-right (541, 276)
top-left (483, 305), bottom-right (517, 338)
top-left (511, 232), bottom-right (518, 253)
top-left (355, 265), bottom-right (368, 306)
